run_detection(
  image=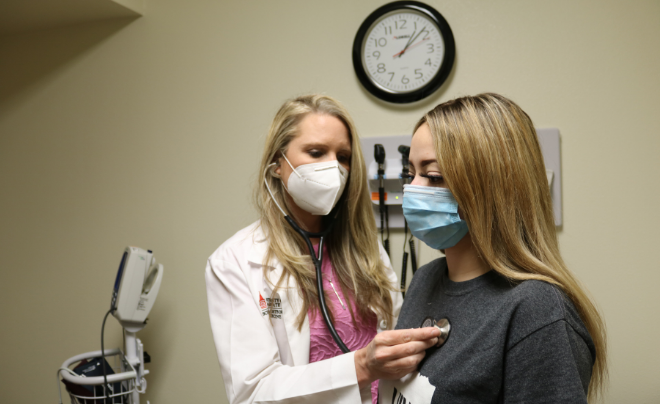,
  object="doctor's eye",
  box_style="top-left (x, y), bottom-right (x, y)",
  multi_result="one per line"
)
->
top-left (401, 173), bottom-right (415, 180)
top-left (338, 154), bottom-right (351, 164)
top-left (307, 149), bottom-right (323, 158)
